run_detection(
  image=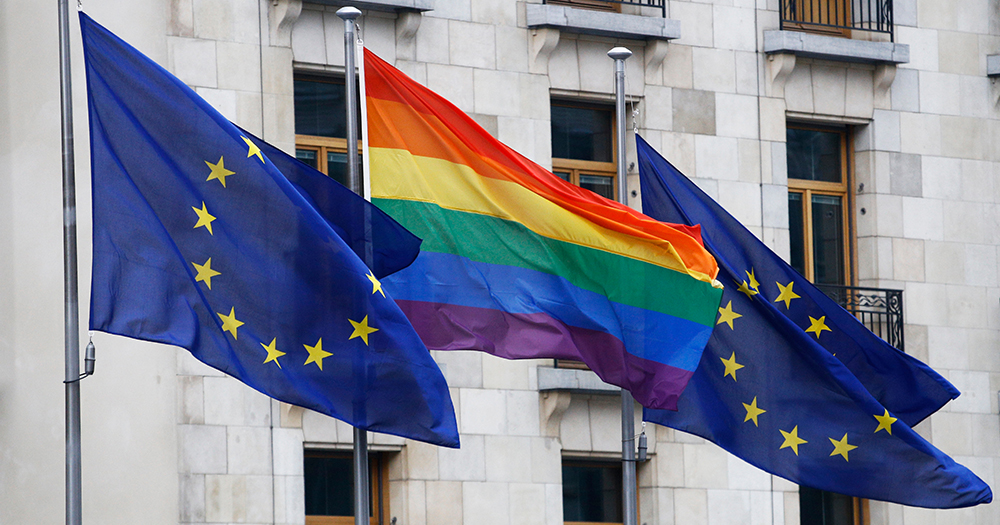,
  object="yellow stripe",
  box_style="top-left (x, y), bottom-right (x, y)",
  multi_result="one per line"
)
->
top-left (370, 147), bottom-right (714, 282)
